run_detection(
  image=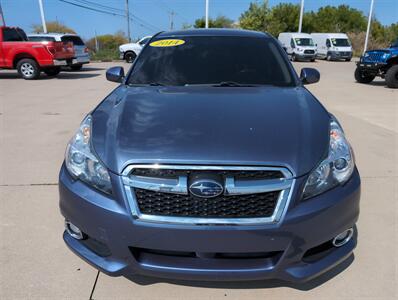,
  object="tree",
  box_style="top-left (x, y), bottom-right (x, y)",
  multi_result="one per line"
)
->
top-left (32, 21), bottom-right (76, 33)
top-left (267, 3), bottom-right (300, 36)
top-left (85, 31), bottom-right (128, 52)
top-left (310, 5), bottom-right (367, 33)
top-left (85, 31), bottom-right (128, 61)
top-left (194, 15), bottom-right (234, 28)
top-left (239, 0), bottom-right (270, 32)
top-left (386, 23), bottom-right (398, 43)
